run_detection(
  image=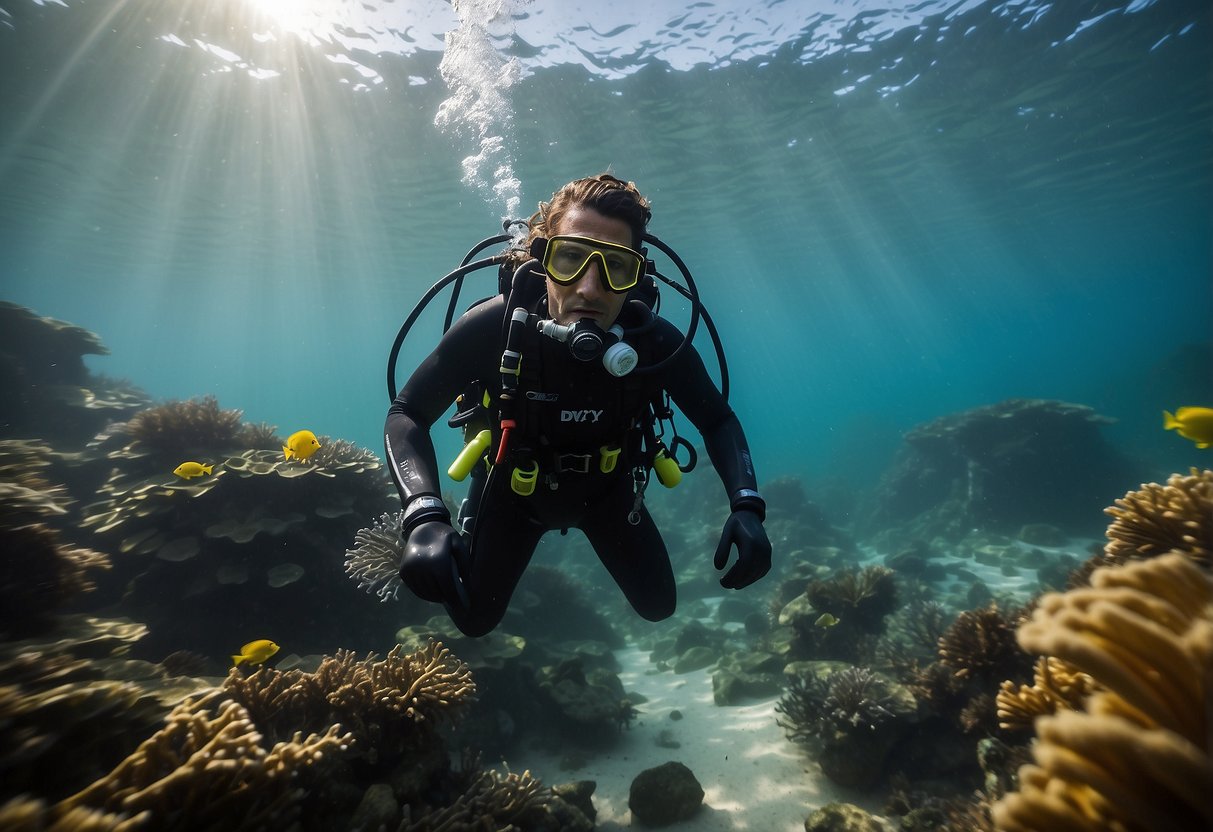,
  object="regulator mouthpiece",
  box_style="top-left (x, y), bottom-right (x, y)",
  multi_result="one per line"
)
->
top-left (537, 318), bottom-right (637, 377)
